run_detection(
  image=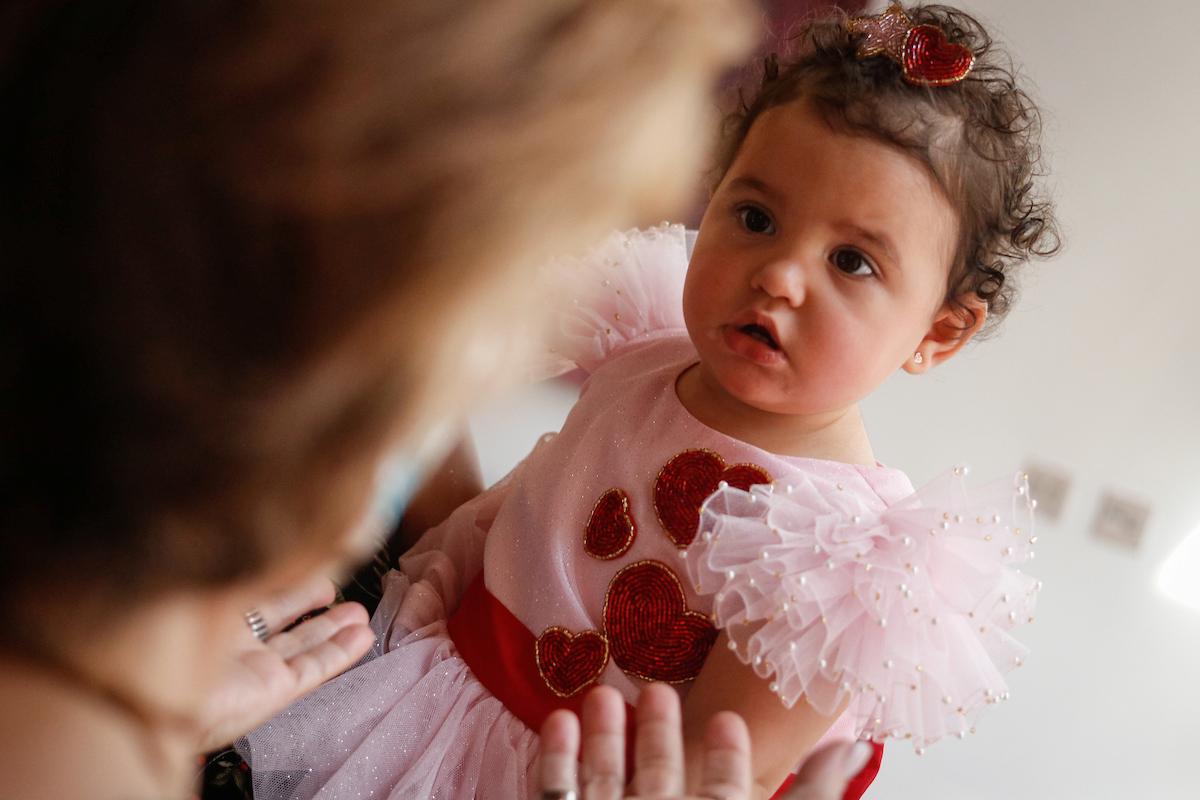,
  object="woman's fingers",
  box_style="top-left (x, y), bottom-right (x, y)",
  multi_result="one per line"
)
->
top-left (780, 740), bottom-right (872, 800)
top-left (696, 710), bottom-right (752, 800)
top-left (283, 621), bottom-right (375, 694)
top-left (269, 600), bottom-right (373, 693)
top-left (535, 685), bottom-right (867, 800)
top-left (579, 685), bottom-right (627, 800)
top-left (631, 683), bottom-right (685, 798)
top-left (255, 574), bottom-right (338, 634)
top-left (539, 709), bottom-right (580, 797)
top-left (268, 600), bottom-right (369, 661)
